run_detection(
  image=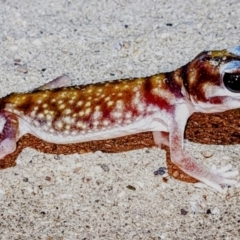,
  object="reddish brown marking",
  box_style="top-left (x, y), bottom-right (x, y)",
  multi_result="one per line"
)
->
top-left (165, 72), bottom-right (183, 98)
top-left (143, 78), bottom-right (171, 110)
top-left (209, 97), bottom-right (223, 104)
